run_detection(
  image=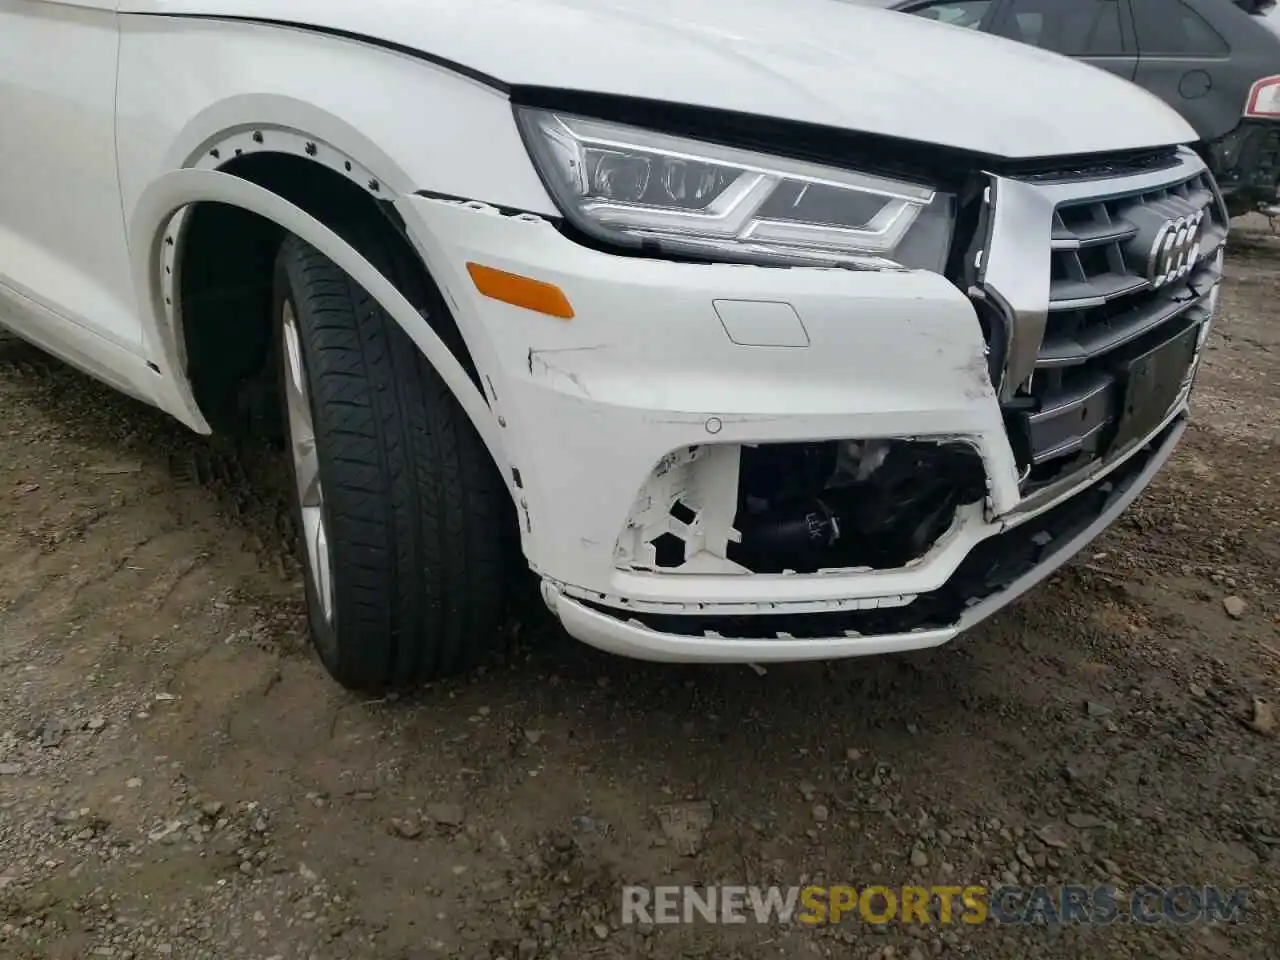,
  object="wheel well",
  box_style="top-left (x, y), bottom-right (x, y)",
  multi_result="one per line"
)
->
top-left (176, 151), bottom-right (475, 434)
